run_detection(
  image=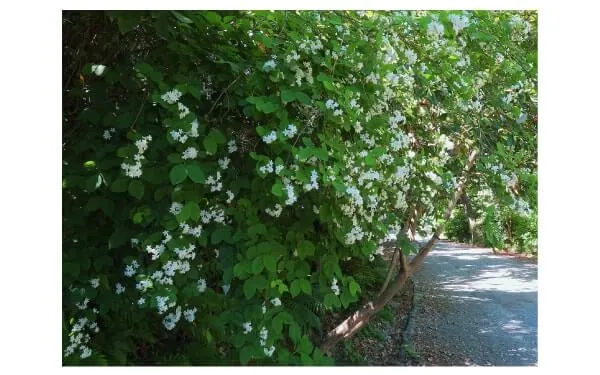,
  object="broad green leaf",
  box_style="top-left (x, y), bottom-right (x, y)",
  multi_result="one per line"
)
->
top-left (251, 256), bottom-right (264, 274)
top-left (271, 182), bottom-right (284, 197)
top-left (169, 164), bottom-right (187, 185)
top-left (128, 179), bottom-right (144, 199)
top-left (263, 255), bottom-right (277, 273)
top-left (186, 163), bottom-right (205, 183)
top-left (110, 177), bottom-right (129, 192)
